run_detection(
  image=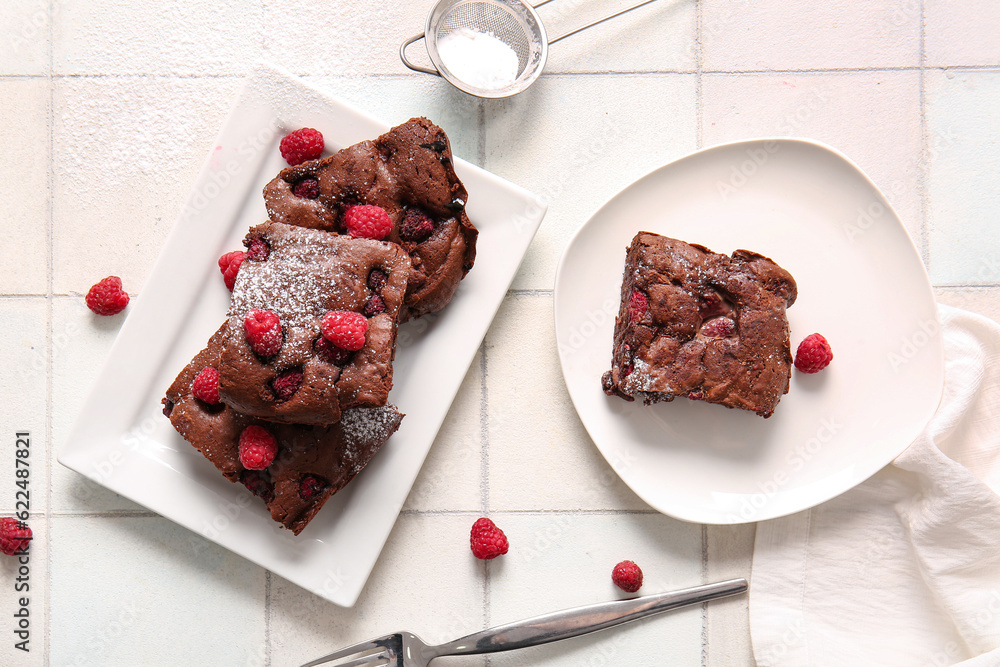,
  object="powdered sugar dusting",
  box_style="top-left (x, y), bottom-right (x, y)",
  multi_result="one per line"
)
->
top-left (229, 226), bottom-right (363, 326)
top-left (340, 406), bottom-right (403, 452)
